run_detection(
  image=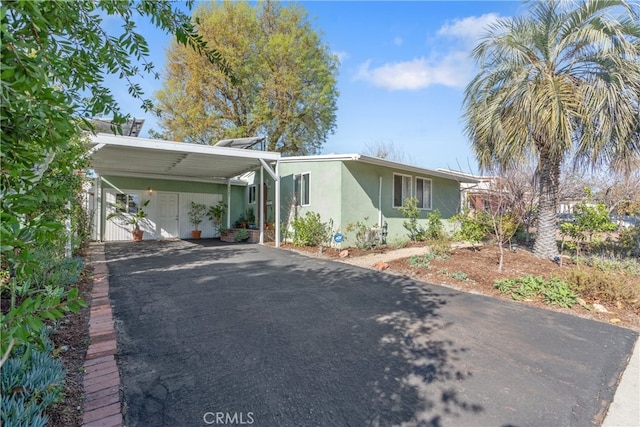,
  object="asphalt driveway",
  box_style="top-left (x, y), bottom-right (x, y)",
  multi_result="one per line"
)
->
top-left (105, 240), bottom-right (638, 426)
